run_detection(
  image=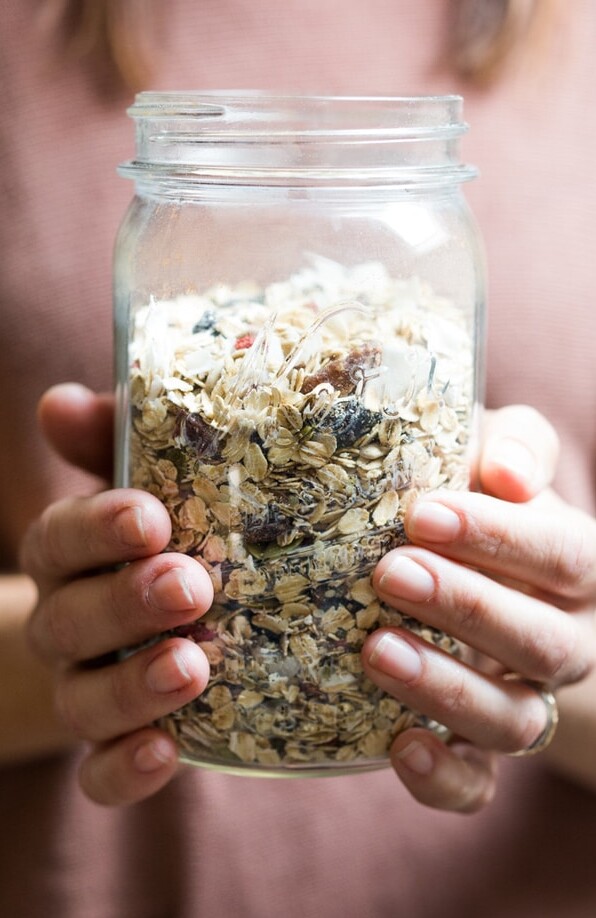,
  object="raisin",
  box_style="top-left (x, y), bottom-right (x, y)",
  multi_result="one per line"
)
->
top-left (176, 621), bottom-right (218, 642)
top-left (243, 506), bottom-right (293, 544)
top-left (301, 343), bottom-right (382, 396)
top-left (192, 310), bottom-right (217, 333)
top-left (320, 397), bottom-right (382, 448)
top-left (163, 446), bottom-right (189, 477)
top-left (181, 412), bottom-right (222, 459)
